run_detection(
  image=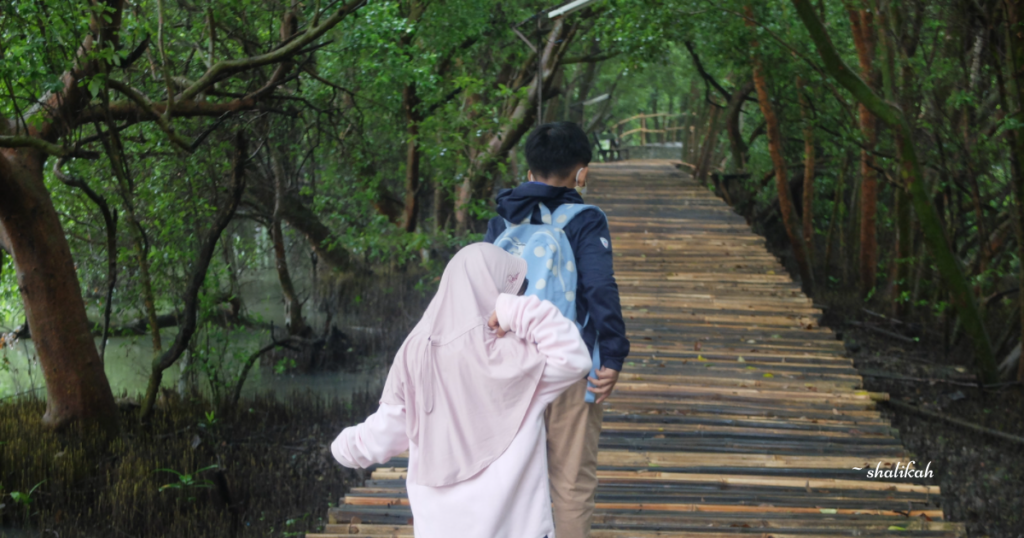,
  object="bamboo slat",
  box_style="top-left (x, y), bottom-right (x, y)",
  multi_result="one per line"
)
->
top-left (308, 161), bottom-right (963, 538)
